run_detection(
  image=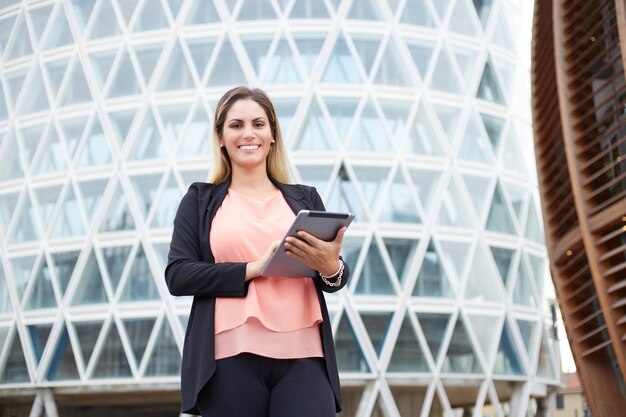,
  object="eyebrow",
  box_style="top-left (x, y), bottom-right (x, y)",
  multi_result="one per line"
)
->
top-left (227, 116), bottom-right (267, 123)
